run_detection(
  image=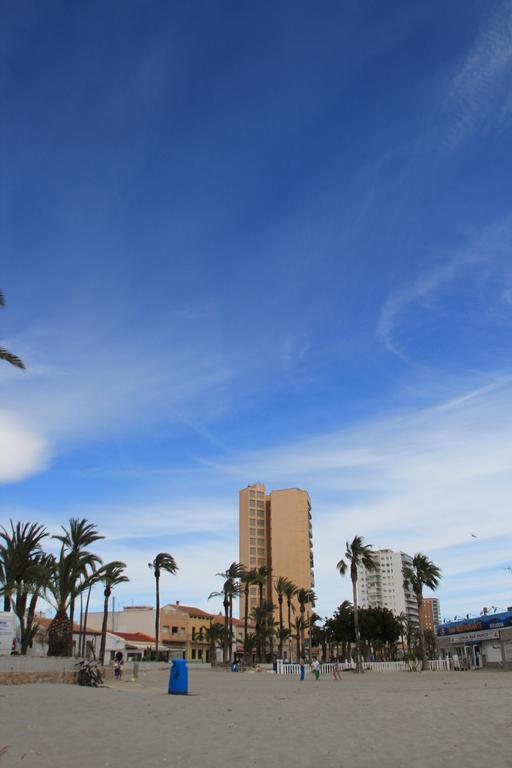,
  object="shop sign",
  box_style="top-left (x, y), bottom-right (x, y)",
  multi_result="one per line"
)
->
top-left (437, 610), bottom-right (512, 637)
top-left (449, 629), bottom-right (499, 644)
